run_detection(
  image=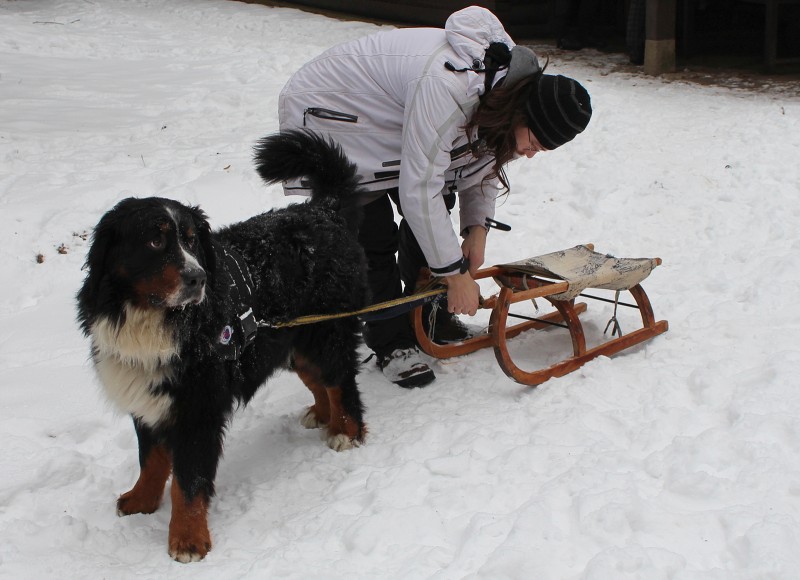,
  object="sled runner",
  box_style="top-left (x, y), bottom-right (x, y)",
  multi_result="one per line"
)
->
top-left (412, 244), bottom-right (669, 386)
